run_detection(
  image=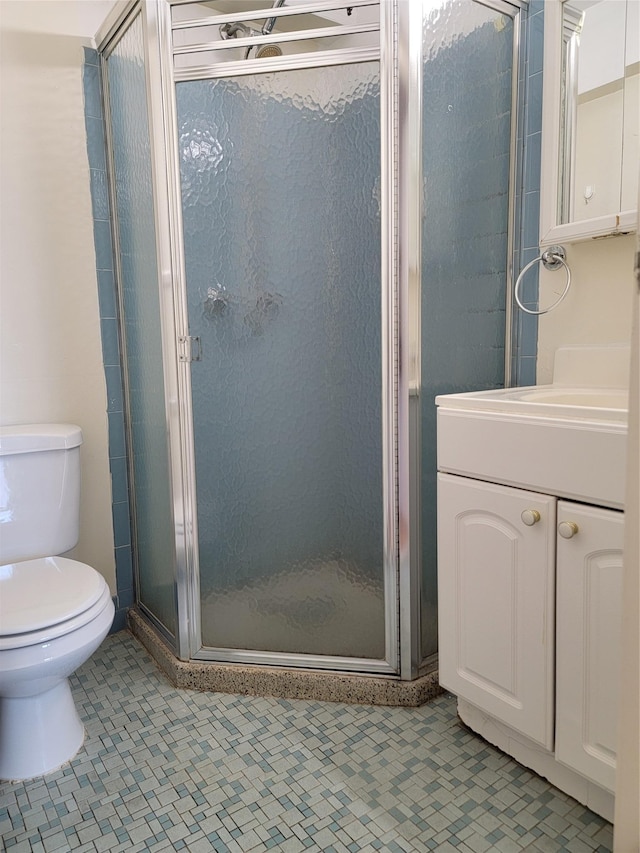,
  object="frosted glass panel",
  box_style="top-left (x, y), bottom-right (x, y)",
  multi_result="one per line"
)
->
top-left (420, 3), bottom-right (513, 658)
top-left (177, 63), bottom-right (384, 658)
top-left (106, 16), bottom-right (176, 634)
